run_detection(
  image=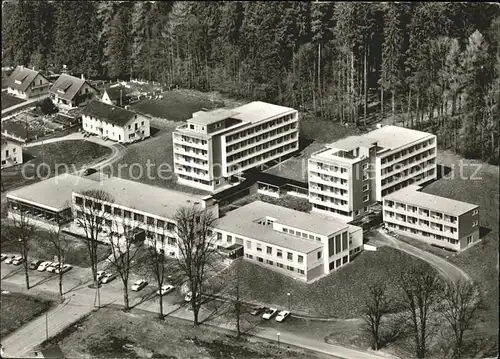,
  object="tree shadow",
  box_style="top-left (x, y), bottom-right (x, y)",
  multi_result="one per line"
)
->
top-left (436, 164), bottom-right (452, 180)
top-left (479, 226), bottom-right (491, 239)
top-left (298, 135), bottom-right (314, 153)
top-left (30, 274), bottom-right (58, 288)
top-left (149, 126), bottom-right (161, 137)
top-left (0, 266), bottom-right (24, 280)
top-left (64, 280), bottom-right (92, 295)
top-left (129, 289), bottom-right (157, 310)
